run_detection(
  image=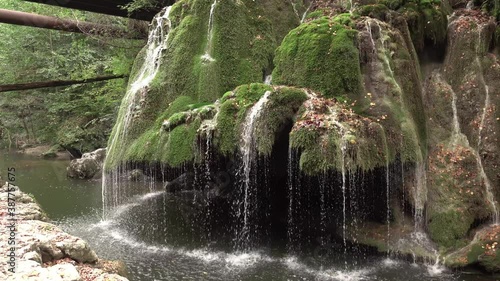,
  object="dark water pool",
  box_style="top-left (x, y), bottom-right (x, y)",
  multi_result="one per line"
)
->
top-left (1, 150), bottom-right (498, 281)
